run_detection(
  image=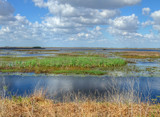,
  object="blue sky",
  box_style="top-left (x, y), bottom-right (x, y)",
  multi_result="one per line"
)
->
top-left (0, 0), bottom-right (160, 48)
